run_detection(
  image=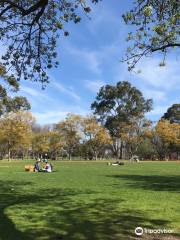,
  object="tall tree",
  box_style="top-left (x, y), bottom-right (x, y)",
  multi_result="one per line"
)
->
top-left (0, 64), bottom-right (30, 115)
top-left (56, 114), bottom-right (82, 160)
top-left (82, 116), bottom-right (112, 160)
top-left (32, 132), bottom-right (50, 157)
top-left (0, 111), bottom-right (34, 160)
top-left (91, 81), bottom-right (153, 158)
top-left (49, 131), bottom-right (65, 160)
top-left (149, 119), bottom-right (180, 160)
top-left (120, 118), bottom-right (152, 158)
top-left (0, 0), bottom-right (99, 86)
top-left (162, 104), bottom-right (180, 124)
top-left (122, 0), bottom-right (180, 70)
